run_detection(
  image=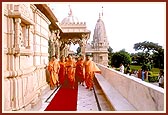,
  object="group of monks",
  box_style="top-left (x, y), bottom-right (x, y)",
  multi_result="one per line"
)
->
top-left (47, 53), bottom-right (101, 91)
